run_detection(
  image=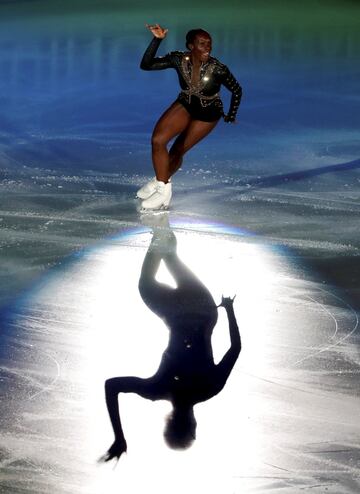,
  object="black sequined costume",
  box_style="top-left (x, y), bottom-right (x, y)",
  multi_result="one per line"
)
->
top-left (140, 37), bottom-right (242, 123)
